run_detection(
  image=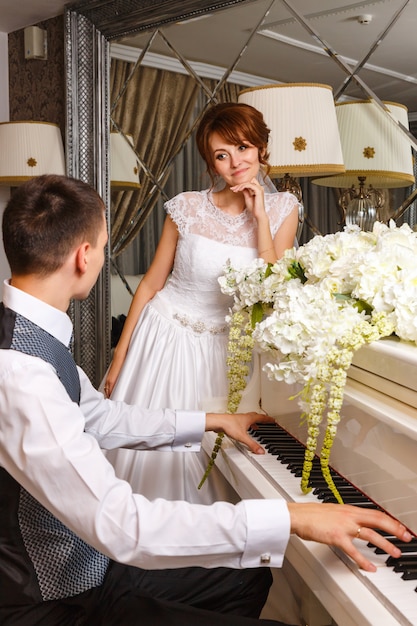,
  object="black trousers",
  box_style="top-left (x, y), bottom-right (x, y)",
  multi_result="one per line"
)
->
top-left (2, 563), bottom-right (294, 625)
